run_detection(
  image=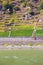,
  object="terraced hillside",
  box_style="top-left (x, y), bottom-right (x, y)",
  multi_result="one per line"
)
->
top-left (0, 0), bottom-right (43, 37)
